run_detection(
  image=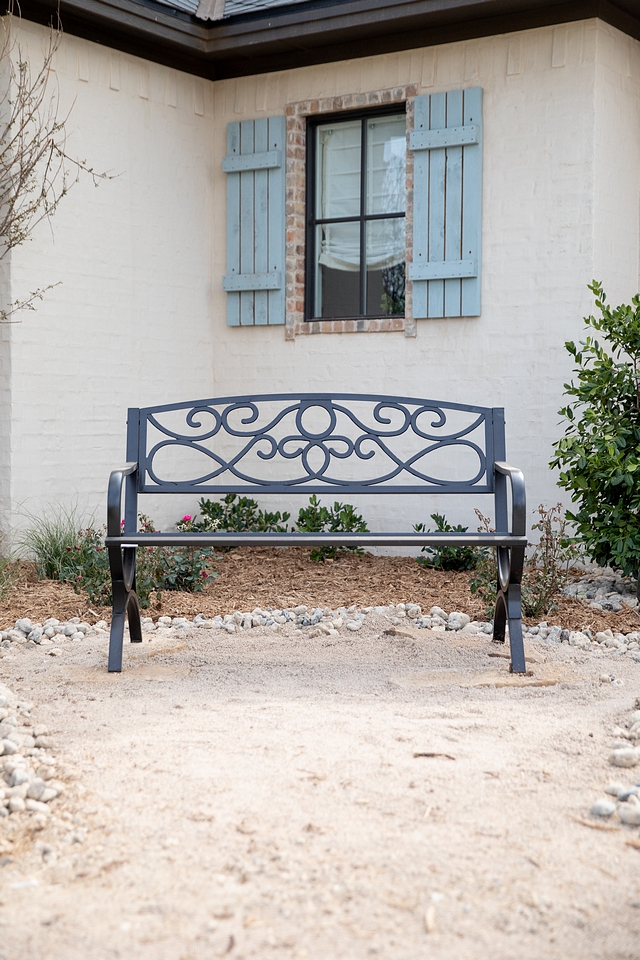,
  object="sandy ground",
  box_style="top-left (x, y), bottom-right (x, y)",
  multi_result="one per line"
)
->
top-left (1, 617), bottom-right (640, 960)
